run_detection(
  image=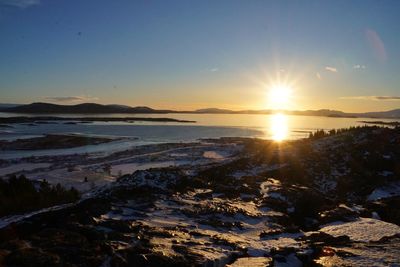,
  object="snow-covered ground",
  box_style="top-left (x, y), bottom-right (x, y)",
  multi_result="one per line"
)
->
top-left (1, 141), bottom-right (242, 193)
top-left (367, 182), bottom-right (400, 201)
top-left (110, 161), bottom-right (180, 176)
top-left (0, 162), bottom-right (51, 176)
top-left (319, 217), bottom-right (400, 242)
